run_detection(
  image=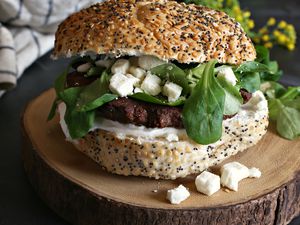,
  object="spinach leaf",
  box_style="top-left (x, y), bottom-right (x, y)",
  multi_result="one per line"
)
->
top-left (47, 97), bottom-right (59, 121)
top-left (268, 98), bottom-right (282, 121)
top-left (56, 86), bottom-right (96, 139)
top-left (76, 71), bottom-right (117, 111)
top-left (277, 105), bottom-right (300, 140)
top-left (239, 72), bottom-right (261, 93)
top-left (235, 61), bottom-right (269, 73)
top-left (47, 67), bottom-right (71, 120)
top-left (279, 86), bottom-right (300, 102)
top-left (260, 81), bottom-right (286, 99)
top-left (182, 60), bottom-right (225, 144)
top-left (130, 92), bottom-right (185, 106)
top-left (85, 66), bottom-right (105, 77)
top-left (151, 63), bottom-right (190, 95)
top-left (284, 97), bottom-right (300, 110)
top-left (217, 76), bottom-right (243, 115)
top-left (64, 106), bottom-right (95, 139)
top-left (70, 56), bottom-right (93, 69)
top-left (255, 46), bottom-right (283, 82)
